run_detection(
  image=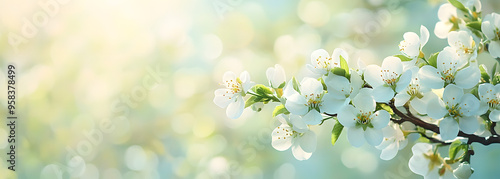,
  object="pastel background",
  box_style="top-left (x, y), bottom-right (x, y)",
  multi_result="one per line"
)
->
top-left (0, 0), bottom-right (499, 178)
